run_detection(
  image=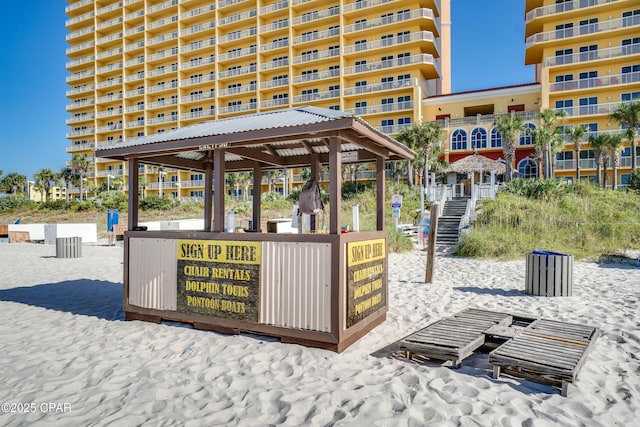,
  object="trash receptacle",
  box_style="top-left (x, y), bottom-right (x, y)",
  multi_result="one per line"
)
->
top-left (525, 250), bottom-right (573, 297)
top-left (56, 237), bottom-right (82, 258)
